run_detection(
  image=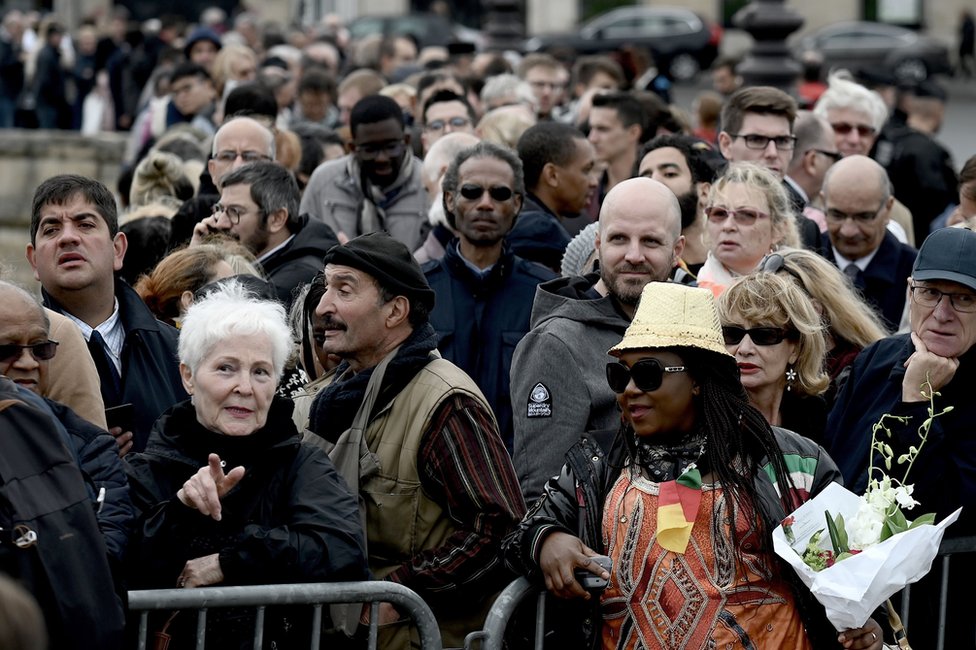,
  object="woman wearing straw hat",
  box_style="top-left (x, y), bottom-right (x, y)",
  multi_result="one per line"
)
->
top-left (503, 282), bottom-right (883, 649)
